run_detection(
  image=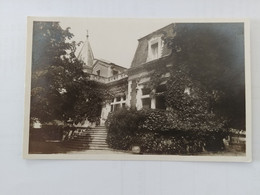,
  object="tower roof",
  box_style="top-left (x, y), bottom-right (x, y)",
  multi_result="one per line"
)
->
top-left (77, 33), bottom-right (94, 72)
